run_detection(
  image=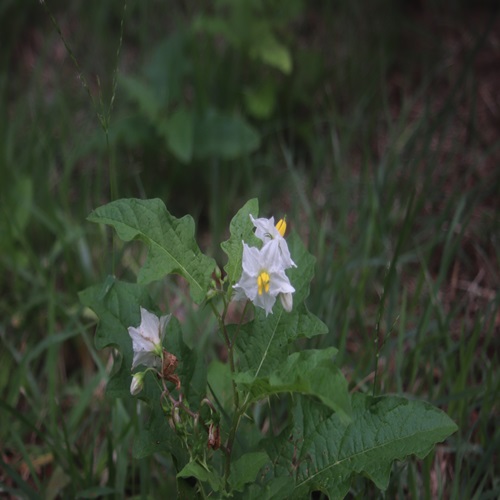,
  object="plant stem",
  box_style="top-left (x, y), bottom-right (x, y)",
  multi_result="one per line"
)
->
top-left (210, 301), bottom-right (239, 410)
